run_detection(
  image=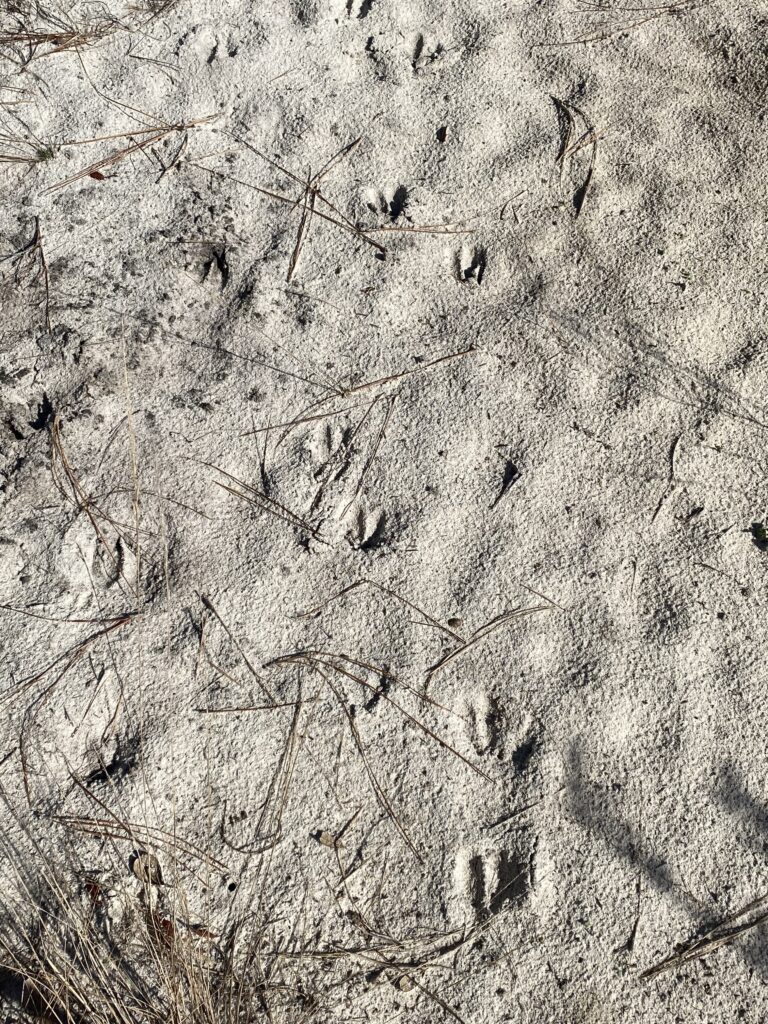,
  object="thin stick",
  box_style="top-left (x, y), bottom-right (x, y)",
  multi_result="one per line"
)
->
top-left (43, 115), bottom-right (216, 193)
top-left (426, 606), bottom-right (550, 680)
top-left (342, 345), bottom-right (475, 397)
top-left (211, 473), bottom-right (326, 543)
top-left (199, 594), bottom-right (277, 703)
top-left (188, 161), bottom-right (387, 258)
top-left (547, 0), bottom-right (701, 47)
top-left (55, 812), bottom-right (227, 871)
top-left (2, 614), bottom-right (134, 708)
top-left (295, 578), bottom-right (466, 644)
top-left (286, 165), bottom-right (316, 282)
top-left (641, 892), bottom-right (768, 979)
top-left (190, 339), bottom-right (337, 394)
top-left (241, 404), bottom-right (363, 437)
top-left (340, 396), bottom-right (396, 519)
top-left (232, 131), bottom-right (367, 242)
top-left (320, 667), bottom-right (422, 862)
top-left (195, 700), bottom-right (307, 714)
top-left (268, 651), bottom-right (491, 781)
